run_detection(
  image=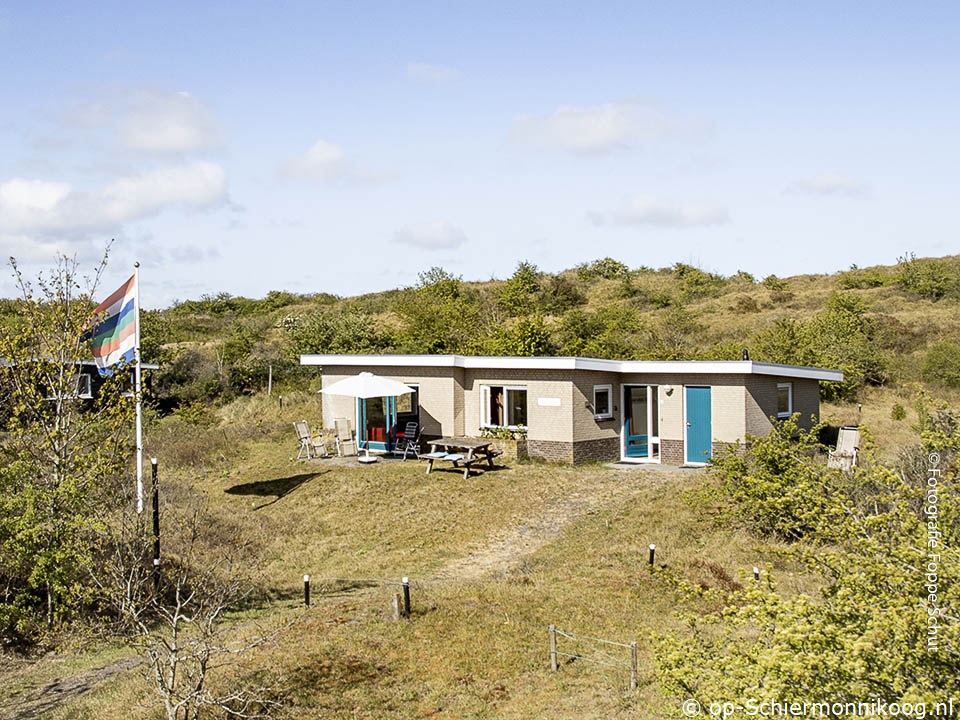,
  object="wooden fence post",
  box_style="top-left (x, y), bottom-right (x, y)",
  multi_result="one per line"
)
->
top-left (549, 624), bottom-right (558, 672)
top-left (401, 577), bottom-right (411, 617)
top-left (303, 575), bottom-right (310, 607)
top-left (630, 641), bottom-right (638, 689)
top-left (648, 543), bottom-right (656, 567)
